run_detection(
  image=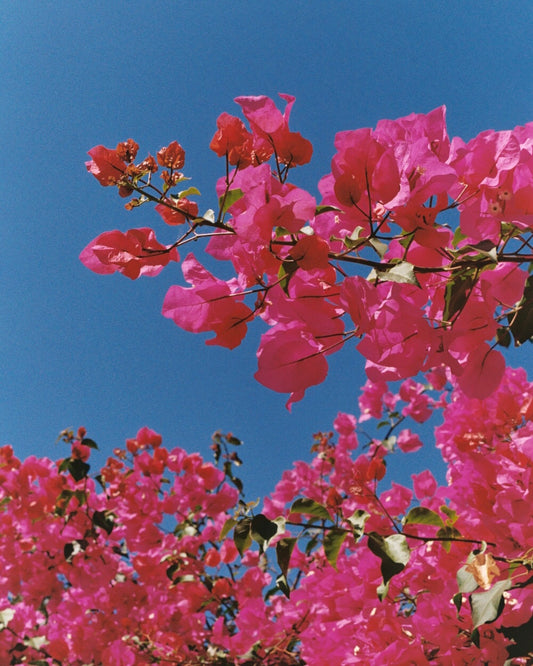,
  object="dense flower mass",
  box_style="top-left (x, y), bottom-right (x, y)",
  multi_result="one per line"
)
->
top-left (1, 368), bottom-right (532, 663)
top-left (4, 94), bottom-right (527, 662)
